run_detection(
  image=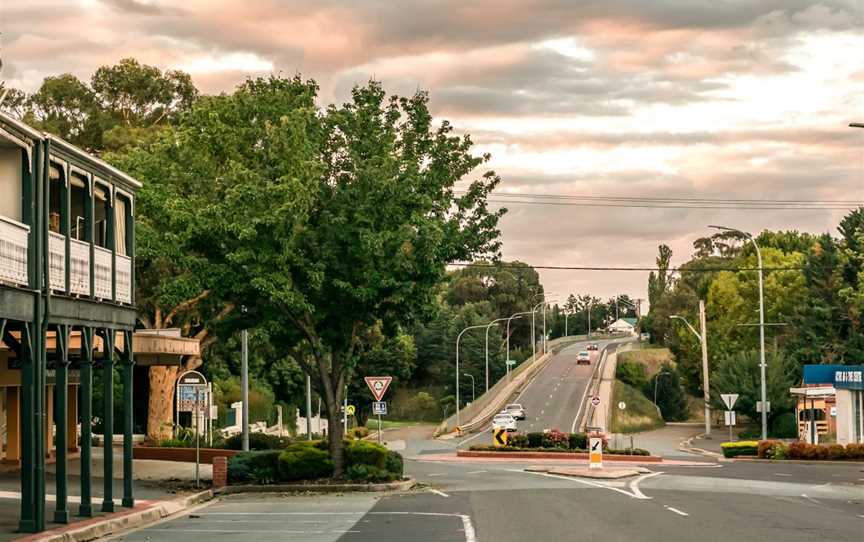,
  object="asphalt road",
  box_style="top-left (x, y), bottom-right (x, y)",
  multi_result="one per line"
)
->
top-left (514, 339), bottom-right (615, 433)
top-left (107, 457), bottom-right (864, 542)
